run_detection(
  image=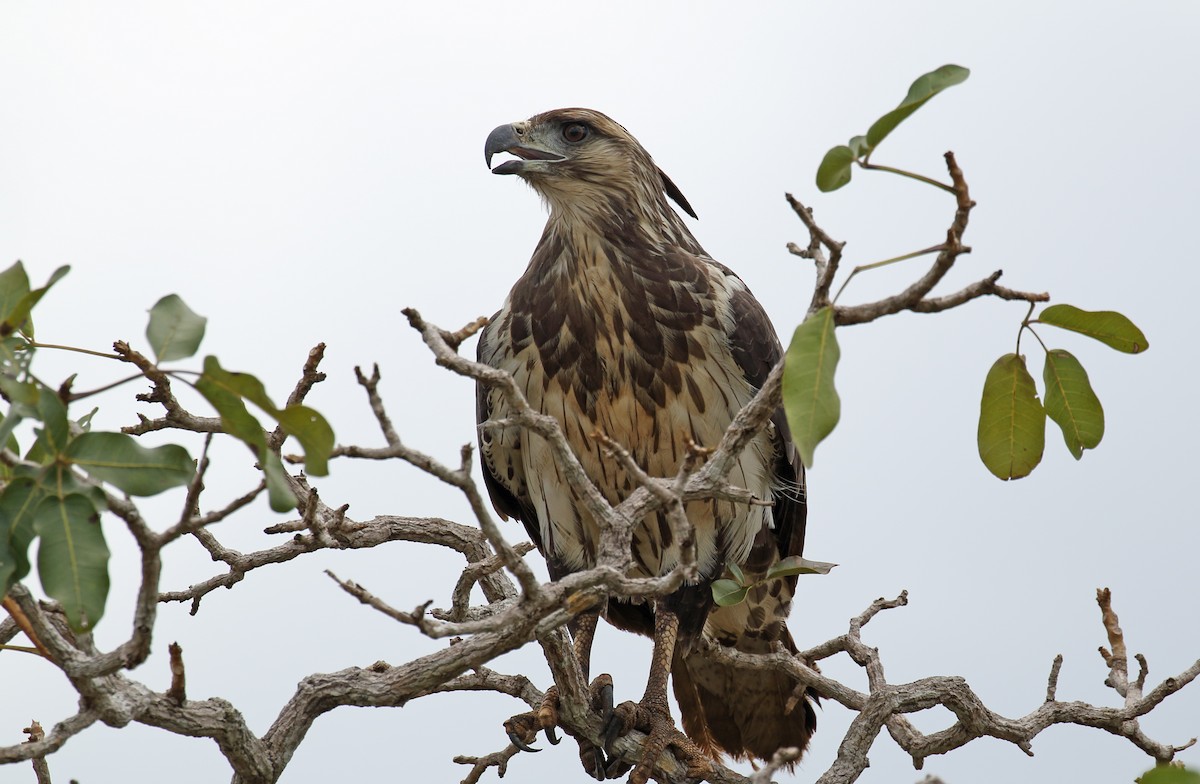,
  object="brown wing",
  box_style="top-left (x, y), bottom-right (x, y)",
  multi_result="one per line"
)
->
top-left (476, 311), bottom-right (579, 580)
top-left (723, 276), bottom-right (808, 570)
top-left (476, 314), bottom-right (543, 546)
